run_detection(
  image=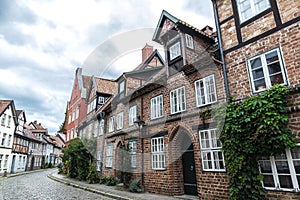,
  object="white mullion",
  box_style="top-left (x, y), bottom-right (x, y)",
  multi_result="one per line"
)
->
top-left (208, 130), bottom-right (216, 170)
top-left (286, 149), bottom-right (299, 190)
top-left (270, 156), bottom-right (280, 189)
top-left (250, 0), bottom-right (256, 16)
top-left (261, 54), bottom-right (272, 88)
